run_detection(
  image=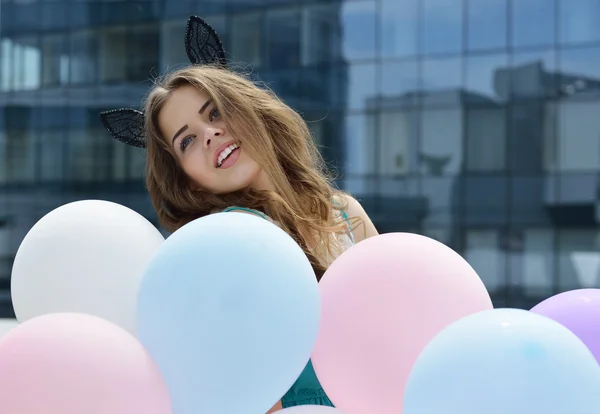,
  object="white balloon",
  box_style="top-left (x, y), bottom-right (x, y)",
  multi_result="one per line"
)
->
top-left (11, 200), bottom-right (164, 334)
top-left (0, 319), bottom-right (17, 339)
